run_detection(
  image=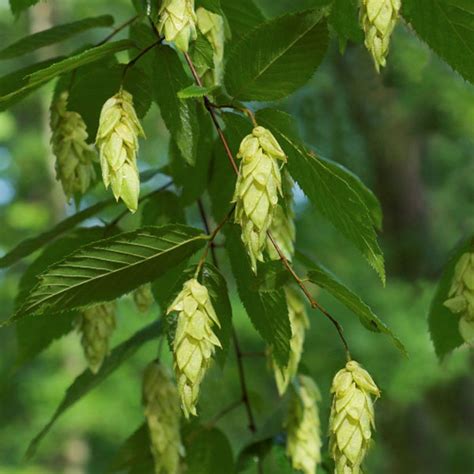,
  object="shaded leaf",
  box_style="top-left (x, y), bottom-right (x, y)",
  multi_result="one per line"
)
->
top-left (402, 0), bottom-right (474, 84)
top-left (302, 254), bottom-right (405, 354)
top-left (225, 10), bottom-right (329, 101)
top-left (141, 190), bottom-right (186, 226)
top-left (428, 236), bottom-right (474, 359)
top-left (0, 15), bottom-right (114, 60)
top-left (256, 108), bottom-right (385, 282)
top-left (8, 225), bottom-right (207, 325)
top-left (329, 0), bottom-right (364, 48)
top-left (225, 224), bottom-right (291, 367)
top-left (220, 0), bottom-right (265, 44)
top-left (153, 45), bottom-right (199, 165)
top-left (26, 321), bottom-right (162, 458)
top-left (9, 0), bottom-right (39, 15)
